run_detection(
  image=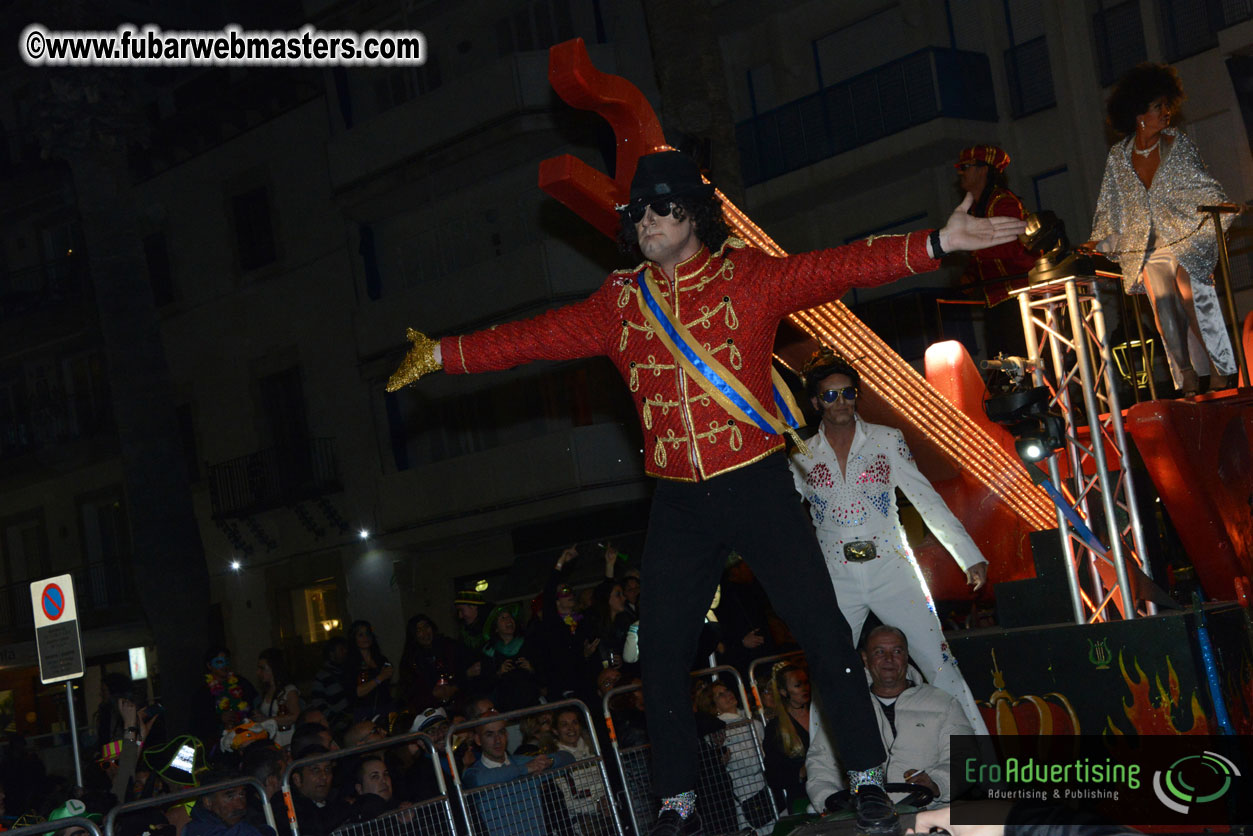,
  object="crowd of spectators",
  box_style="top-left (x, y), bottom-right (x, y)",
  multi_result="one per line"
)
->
top-left (0, 544), bottom-right (954, 836)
